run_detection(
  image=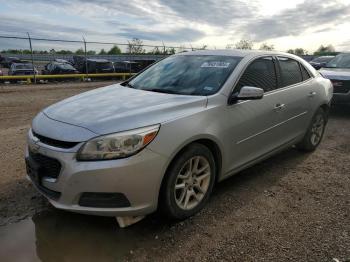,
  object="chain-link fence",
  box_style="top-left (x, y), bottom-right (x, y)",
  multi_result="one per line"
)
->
top-left (0, 33), bottom-right (197, 82)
